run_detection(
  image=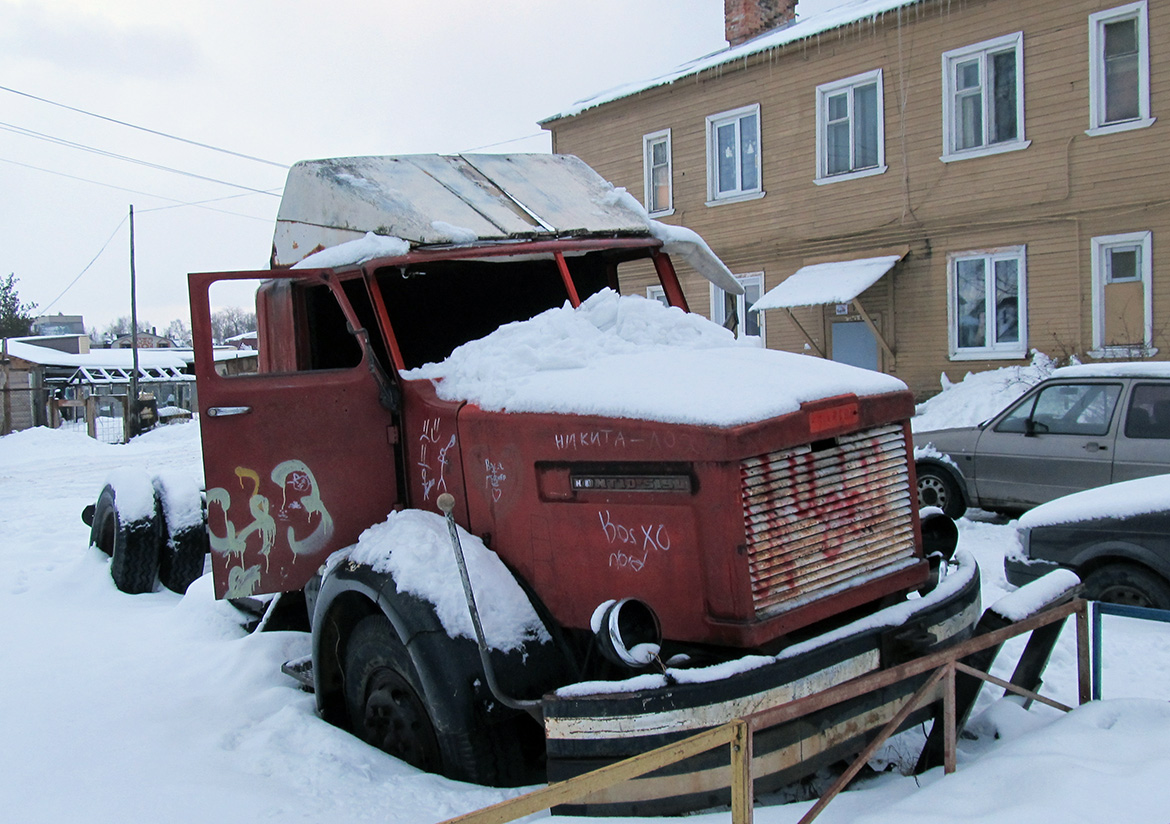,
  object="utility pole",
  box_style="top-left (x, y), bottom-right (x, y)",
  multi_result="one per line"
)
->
top-left (129, 204), bottom-right (140, 437)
